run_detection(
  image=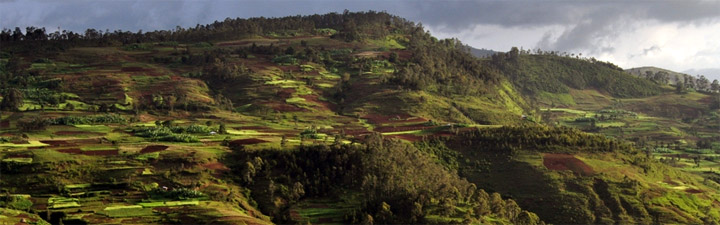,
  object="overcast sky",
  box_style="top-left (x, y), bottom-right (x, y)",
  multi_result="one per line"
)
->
top-left (2, 0), bottom-right (720, 80)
